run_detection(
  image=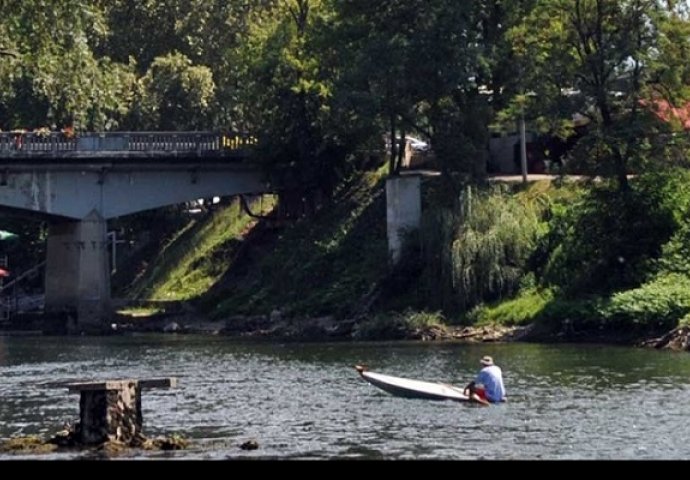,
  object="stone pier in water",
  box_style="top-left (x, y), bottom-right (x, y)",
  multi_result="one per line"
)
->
top-left (65, 378), bottom-right (177, 446)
